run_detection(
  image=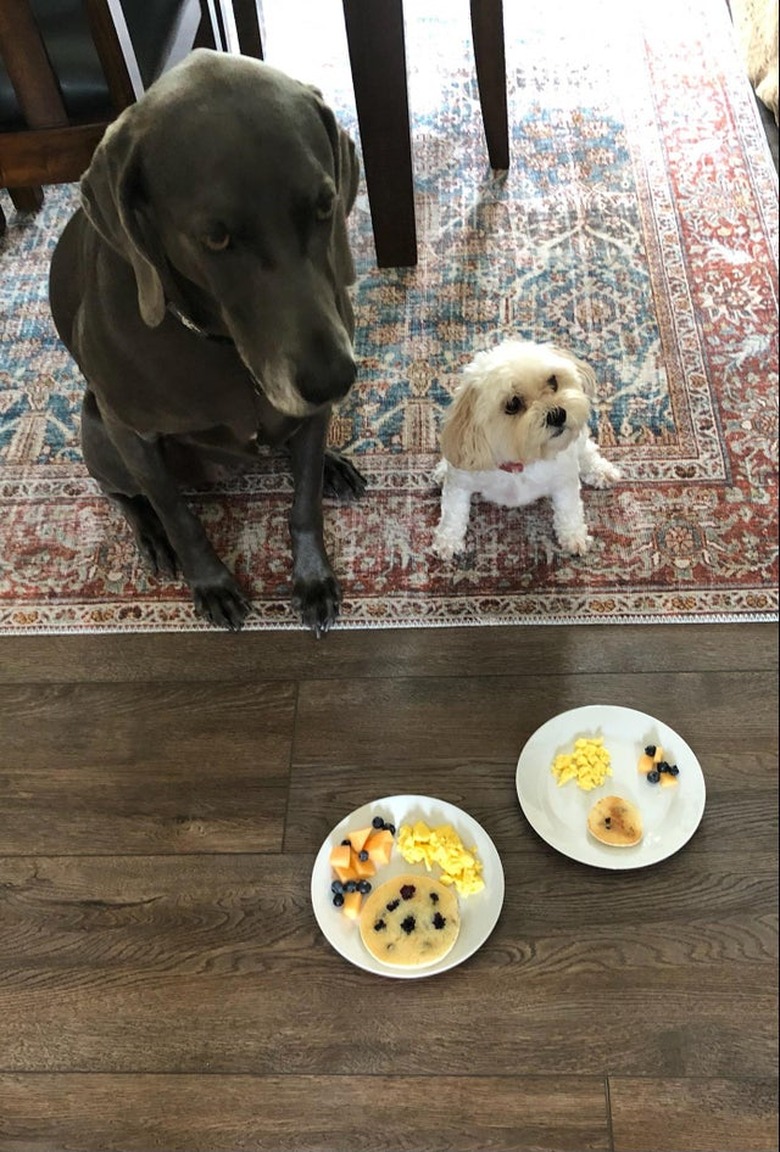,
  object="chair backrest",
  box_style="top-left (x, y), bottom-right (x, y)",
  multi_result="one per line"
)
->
top-left (0, 0), bottom-right (201, 196)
